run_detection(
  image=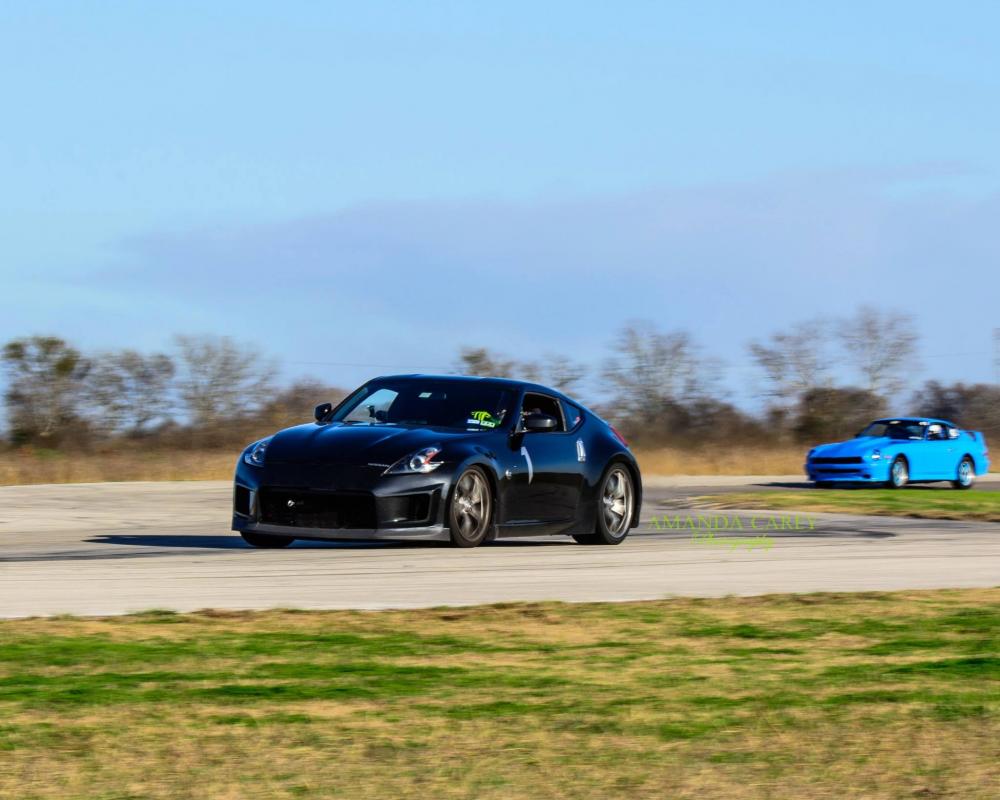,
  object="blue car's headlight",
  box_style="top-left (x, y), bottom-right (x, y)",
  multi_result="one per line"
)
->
top-left (870, 450), bottom-right (882, 461)
top-left (384, 446), bottom-right (443, 475)
top-left (243, 437), bottom-right (272, 467)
